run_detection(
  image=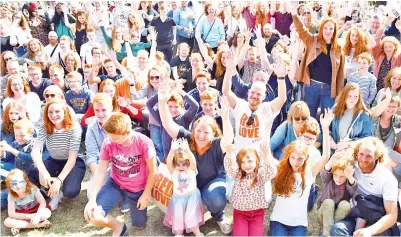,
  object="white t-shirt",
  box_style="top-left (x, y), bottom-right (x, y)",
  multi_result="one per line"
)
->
top-left (44, 44), bottom-right (61, 64)
top-left (80, 42), bottom-right (96, 65)
top-left (232, 98), bottom-right (278, 151)
top-left (353, 161), bottom-right (398, 206)
top-left (270, 167), bottom-right (313, 227)
top-left (172, 169), bottom-right (197, 196)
